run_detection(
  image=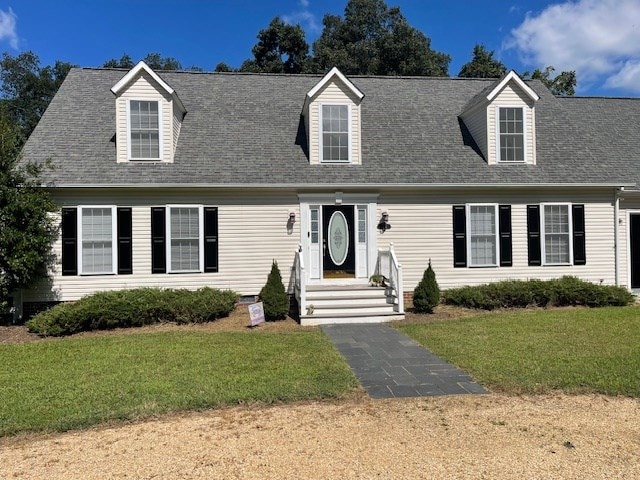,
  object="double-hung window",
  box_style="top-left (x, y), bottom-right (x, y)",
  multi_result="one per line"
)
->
top-left (168, 206), bottom-right (203, 273)
top-left (468, 205), bottom-right (498, 267)
top-left (79, 206), bottom-right (117, 274)
top-left (129, 100), bottom-right (160, 160)
top-left (542, 204), bottom-right (571, 265)
top-left (321, 104), bottom-right (350, 163)
top-left (498, 107), bottom-right (524, 162)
